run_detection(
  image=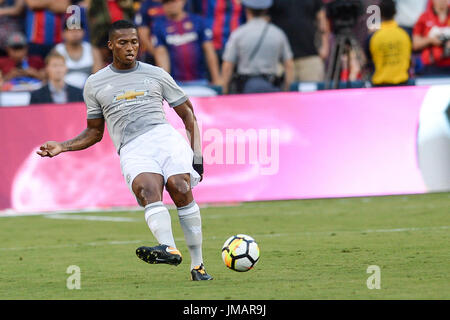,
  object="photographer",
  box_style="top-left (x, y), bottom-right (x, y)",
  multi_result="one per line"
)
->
top-left (412, 0), bottom-right (450, 75)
